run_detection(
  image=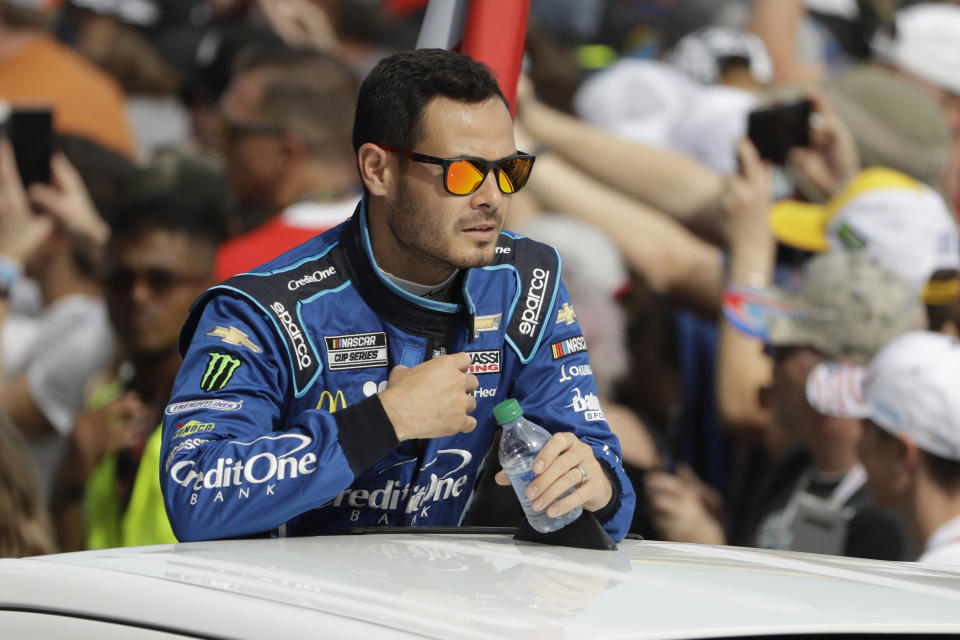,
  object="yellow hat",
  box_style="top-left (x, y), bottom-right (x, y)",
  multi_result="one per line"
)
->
top-left (768, 168), bottom-right (960, 305)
